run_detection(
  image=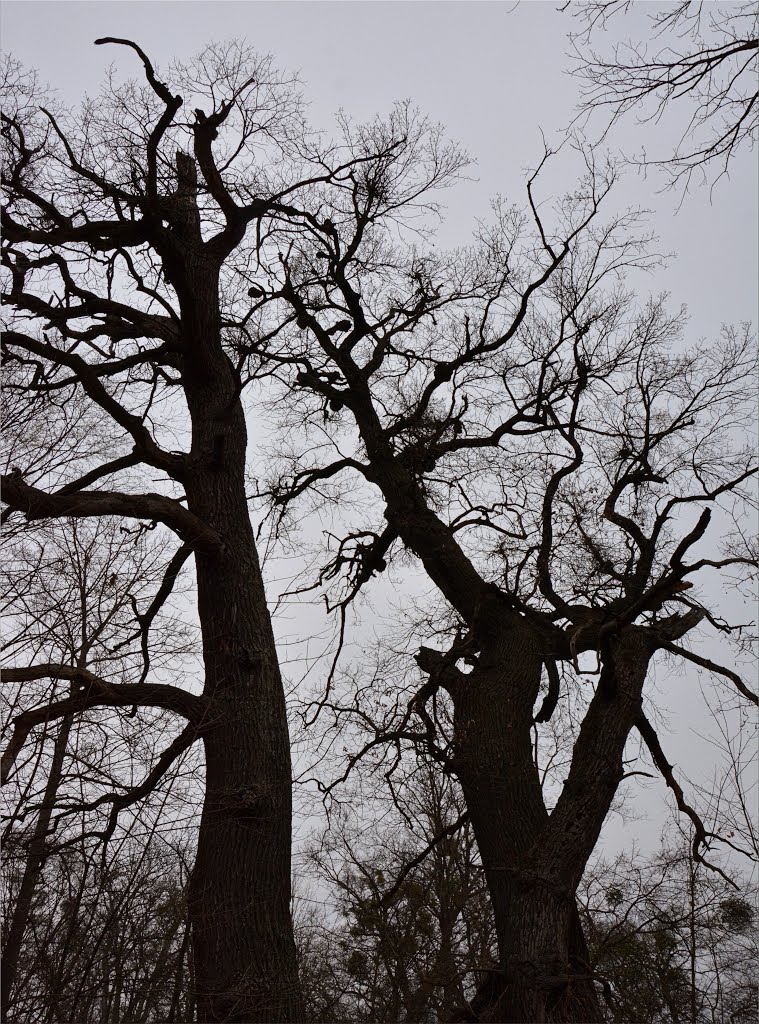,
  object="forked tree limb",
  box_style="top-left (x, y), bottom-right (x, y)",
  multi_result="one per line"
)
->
top-left (1, 667), bottom-right (207, 784)
top-left (2, 330), bottom-right (184, 477)
top-left (1, 474), bottom-right (223, 555)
